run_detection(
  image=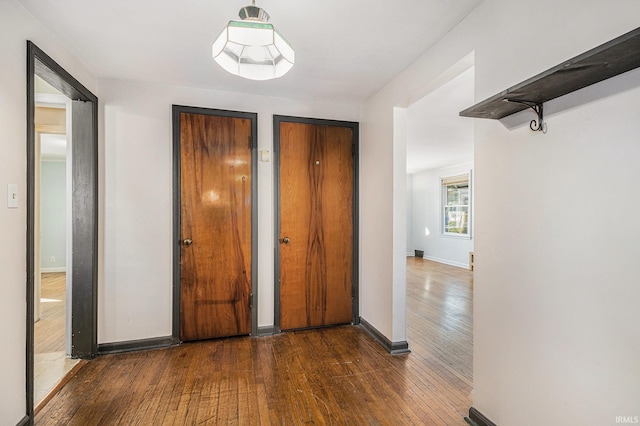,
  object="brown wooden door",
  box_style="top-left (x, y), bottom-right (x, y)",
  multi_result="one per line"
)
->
top-left (278, 120), bottom-right (354, 330)
top-left (179, 111), bottom-right (252, 341)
